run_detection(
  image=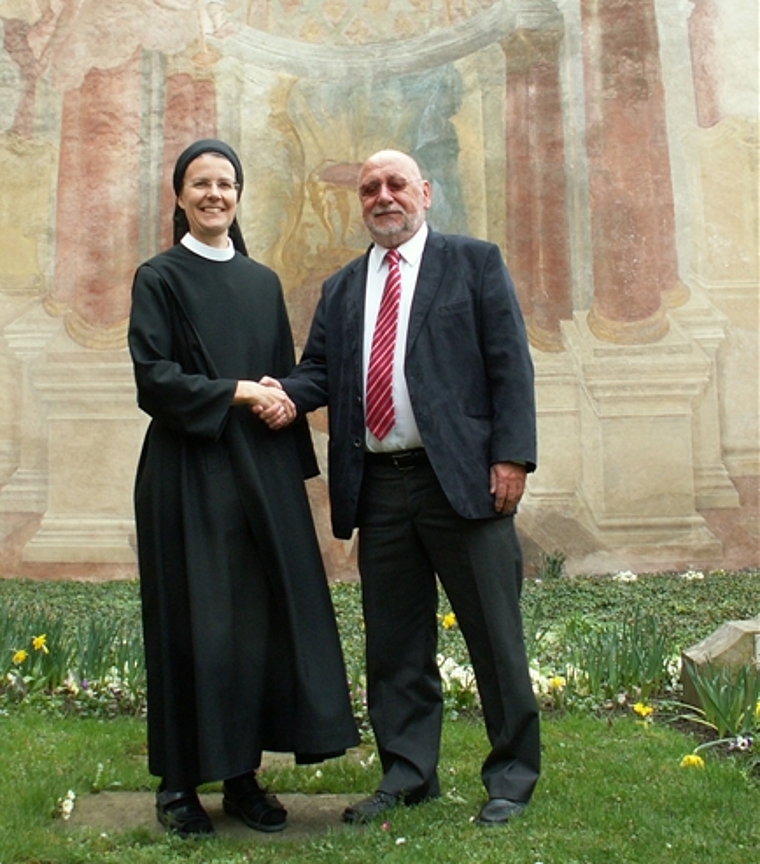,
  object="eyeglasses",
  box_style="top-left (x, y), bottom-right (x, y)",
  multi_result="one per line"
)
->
top-left (185, 178), bottom-right (240, 194)
top-left (358, 176), bottom-right (424, 200)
